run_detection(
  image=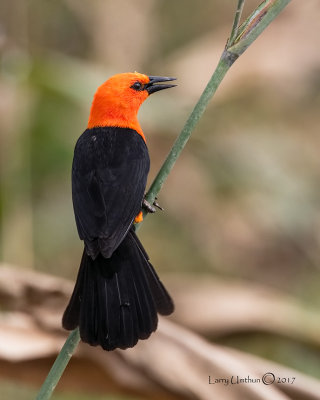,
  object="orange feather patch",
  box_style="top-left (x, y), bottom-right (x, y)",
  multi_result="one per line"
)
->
top-left (134, 211), bottom-right (143, 223)
top-left (87, 72), bottom-right (150, 142)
